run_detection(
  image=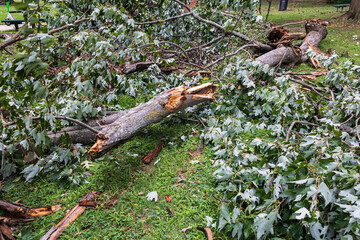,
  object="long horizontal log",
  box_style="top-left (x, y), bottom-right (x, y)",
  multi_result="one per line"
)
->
top-left (47, 83), bottom-right (217, 157)
top-left (88, 83), bottom-right (218, 157)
